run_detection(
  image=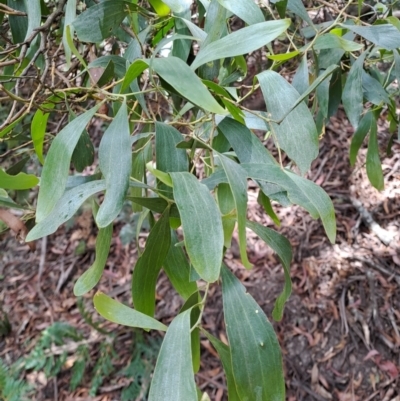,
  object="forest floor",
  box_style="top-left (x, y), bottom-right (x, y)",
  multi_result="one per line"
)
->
top-left (1, 107), bottom-right (400, 401)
